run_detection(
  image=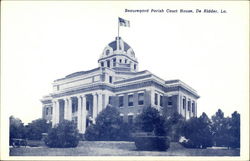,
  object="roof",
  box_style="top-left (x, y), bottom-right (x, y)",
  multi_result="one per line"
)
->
top-left (54, 67), bottom-right (100, 81)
